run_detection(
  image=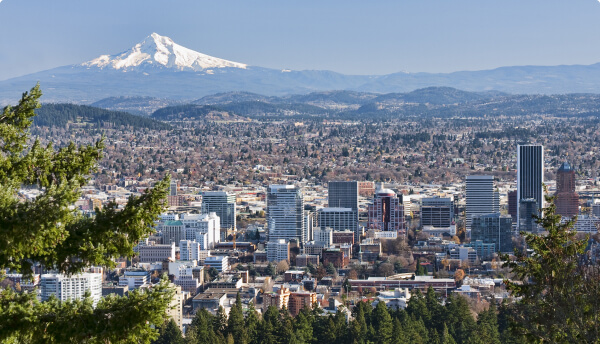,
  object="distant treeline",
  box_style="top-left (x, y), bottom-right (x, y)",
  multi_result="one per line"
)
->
top-left (475, 128), bottom-right (535, 139)
top-left (152, 104), bottom-right (225, 120)
top-left (219, 101), bottom-right (326, 117)
top-left (151, 102), bottom-right (329, 121)
top-left (34, 104), bottom-right (171, 130)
